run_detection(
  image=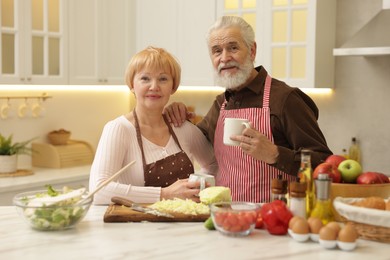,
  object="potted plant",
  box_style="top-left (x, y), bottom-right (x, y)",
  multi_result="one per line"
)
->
top-left (0, 133), bottom-right (35, 173)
